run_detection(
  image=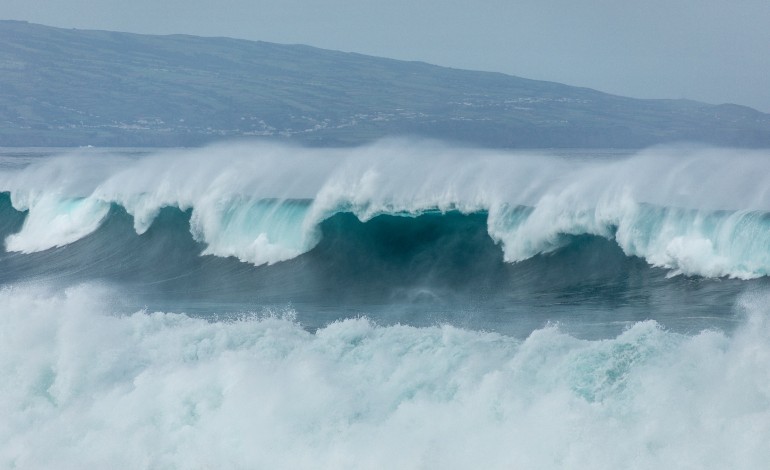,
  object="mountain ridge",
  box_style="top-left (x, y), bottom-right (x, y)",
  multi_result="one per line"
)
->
top-left (2, 20), bottom-right (769, 148)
